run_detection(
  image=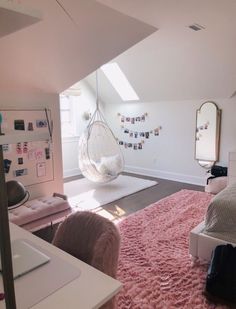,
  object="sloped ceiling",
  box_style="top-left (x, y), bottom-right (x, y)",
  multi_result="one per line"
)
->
top-left (0, 0), bottom-right (156, 93)
top-left (94, 0), bottom-right (236, 101)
